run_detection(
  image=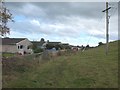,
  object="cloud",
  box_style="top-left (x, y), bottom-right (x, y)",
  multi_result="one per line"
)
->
top-left (30, 19), bottom-right (41, 26)
top-left (6, 2), bottom-right (118, 46)
top-left (6, 2), bottom-right (106, 19)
